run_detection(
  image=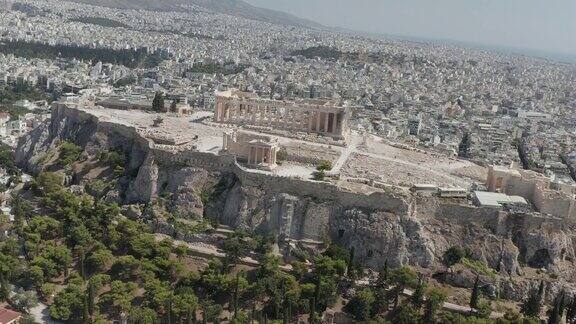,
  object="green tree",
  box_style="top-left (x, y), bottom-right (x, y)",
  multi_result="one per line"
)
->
top-left (470, 274), bottom-right (481, 310)
top-left (129, 307), bottom-right (158, 323)
top-left (0, 273), bottom-right (9, 302)
top-left (411, 276), bottom-right (427, 309)
top-left (222, 235), bottom-right (248, 269)
top-left (547, 290), bottom-right (566, 324)
top-left (566, 295), bottom-right (576, 323)
top-left (521, 281), bottom-right (544, 318)
top-left (423, 288), bottom-right (447, 323)
top-left (458, 132), bottom-right (472, 158)
top-left (50, 283), bottom-right (85, 321)
top-left (143, 278), bottom-right (173, 312)
top-left (443, 246), bottom-right (466, 268)
top-left (391, 304), bottom-right (421, 324)
top-left (152, 92), bottom-right (165, 113)
top-left (11, 288), bottom-right (39, 313)
top-left (316, 160), bottom-right (333, 171)
top-left (99, 280), bottom-right (137, 315)
top-left (58, 141), bottom-right (83, 166)
top-left (344, 288), bottom-right (375, 320)
top-left (390, 267), bottom-right (417, 309)
top-left (172, 290), bottom-right (199, 320)
top-left (86, 247), bottom-right (114, 274)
